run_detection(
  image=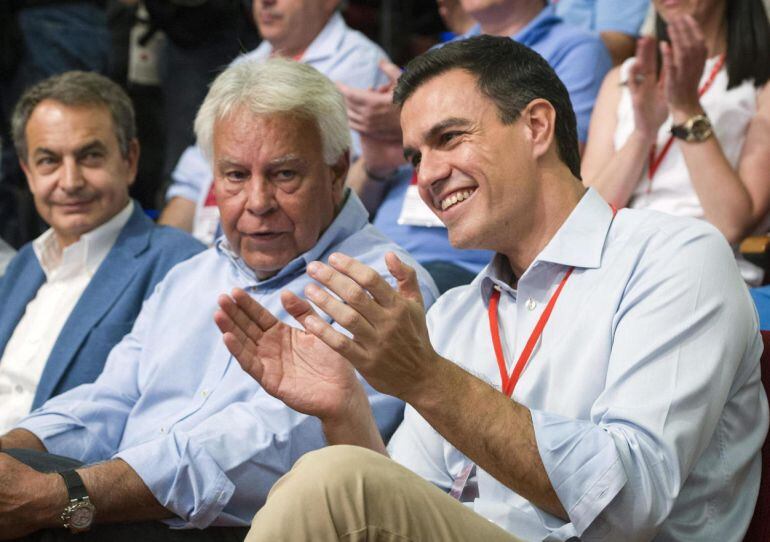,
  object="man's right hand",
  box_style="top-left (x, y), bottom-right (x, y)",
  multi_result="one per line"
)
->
top-left (214, 289), bottom-right (364, 422)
